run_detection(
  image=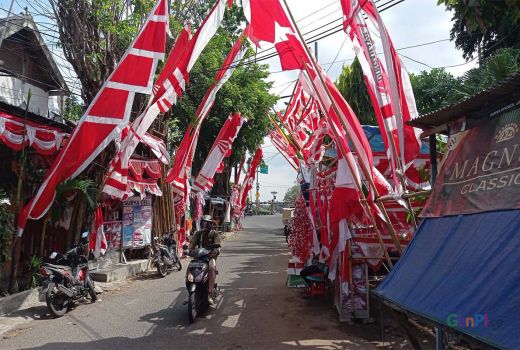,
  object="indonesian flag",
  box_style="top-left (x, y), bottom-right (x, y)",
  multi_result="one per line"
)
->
top-left (238, 148), bottom-right (262, 213)
top-left (89, 207), bottom-right (107, 258)
top-left (341, 0), bottom-right (421, 186)
top-left (18, 0), bottom-right (169, 235)
top-left (165, 28), bottom-right (247, 208)
top-left (102, 27), bottom-right (191, 199)
top-left (193, 112), bottom-right (245, 192)
top-left (268, 128), bottom-right (299, 171)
